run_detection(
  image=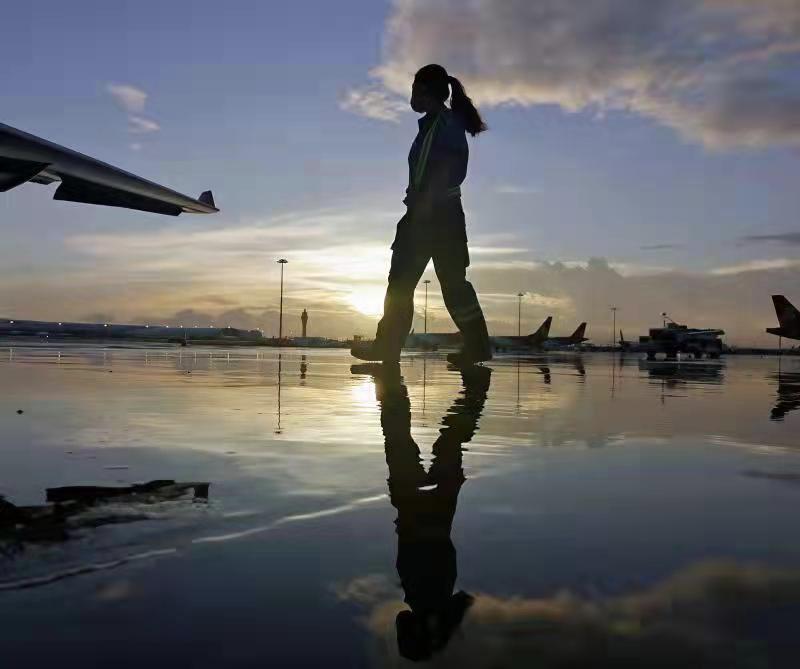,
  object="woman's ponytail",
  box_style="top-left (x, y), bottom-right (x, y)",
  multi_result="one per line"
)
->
top-left (448, 75), bottom-right (487, 137)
